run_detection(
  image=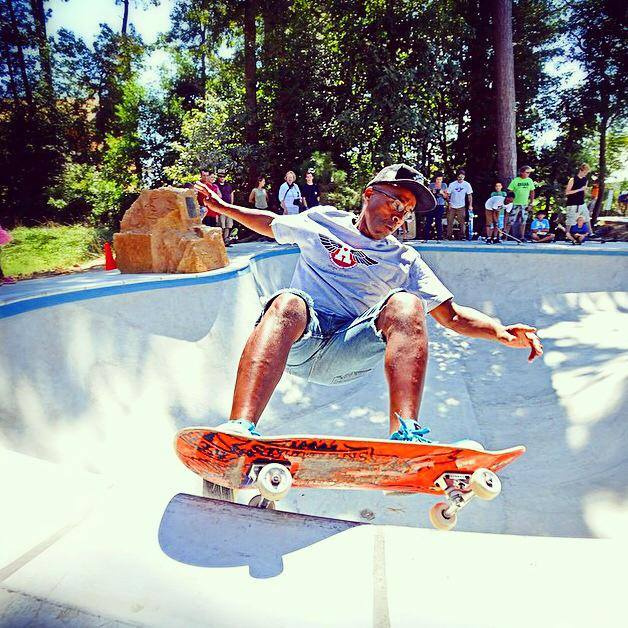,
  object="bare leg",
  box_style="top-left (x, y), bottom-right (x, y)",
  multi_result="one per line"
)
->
top-left (230, 294), bottom-right (308, 424)
top-left (375, 293), bottom-right (429, 434)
